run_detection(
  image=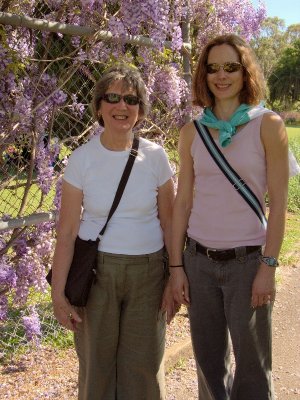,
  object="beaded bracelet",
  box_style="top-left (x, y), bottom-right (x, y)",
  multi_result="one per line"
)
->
top-left (169, 264), bottom-right (184, 268)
